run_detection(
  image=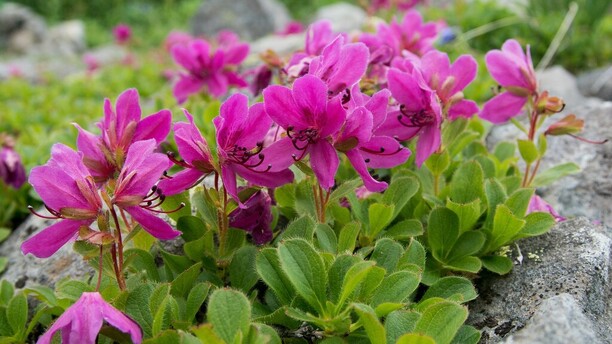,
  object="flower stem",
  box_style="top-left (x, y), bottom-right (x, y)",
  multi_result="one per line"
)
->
top-left (109, 206), bottom-right (126, 290)
top-left (96, 245), bottom-right (103, 291)
top-left (526, 158), bottom-right (542, 186)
